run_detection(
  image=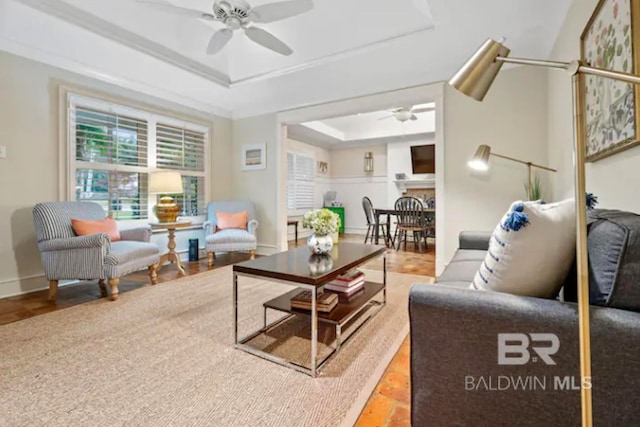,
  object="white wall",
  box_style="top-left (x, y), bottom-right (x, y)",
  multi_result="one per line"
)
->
top-left (0, 51), bottom-right (232, 298)
top-left (442, 66), bottom-right (550, 266)
top-left (547, 0), bottom-right (640, 212)
top-left (386, 135), bottom-right (436, 207)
